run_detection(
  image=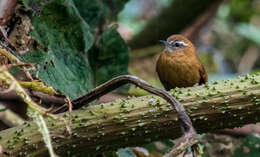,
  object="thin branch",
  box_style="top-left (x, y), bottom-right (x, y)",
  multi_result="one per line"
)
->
top-left (0, 66), bottom-right (55, 118)
top-left (217, 125), bottom-right (260, 137)
top-left (18, 81), bottom-right (60, 96)
top-left (0, 47), bottom-right (34, 80)
top-left (0, 87), bottom-right (65, 105)
top-left (164, 130), bottom-right (199, 157)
